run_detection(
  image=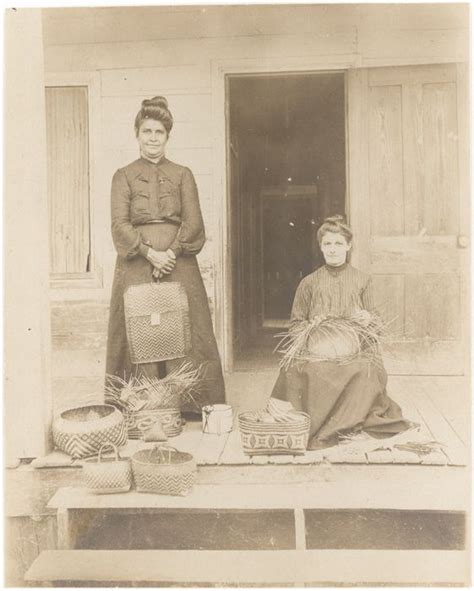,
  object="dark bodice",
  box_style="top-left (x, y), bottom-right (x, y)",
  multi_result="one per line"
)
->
top-left (111, 157), bottom-right (205, 258)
